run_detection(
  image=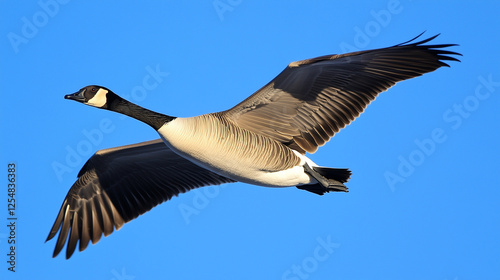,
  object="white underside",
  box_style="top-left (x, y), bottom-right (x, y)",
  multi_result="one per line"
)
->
top-left (157, 119), bottom-right (318, 188)
top-left (244, 150), bottom-right (318, 187)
